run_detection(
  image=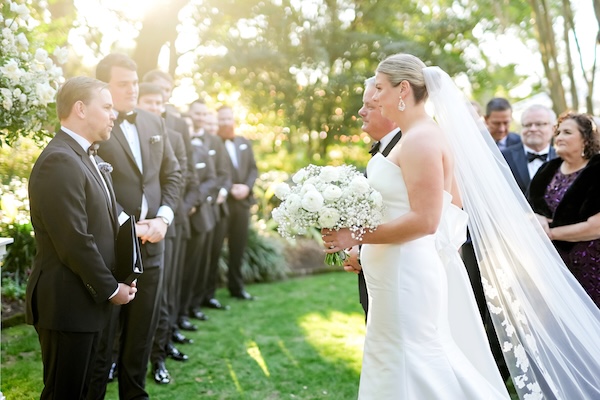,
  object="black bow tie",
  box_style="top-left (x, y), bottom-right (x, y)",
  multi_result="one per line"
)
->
top-left (369, 141), bottom-right (381, 156)
top-left (116, 111), bottom-right (137, 124)
top-left (88, 143), bottom-right (99, 156)
top-left (527, 152), bottom-right (548, 163)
